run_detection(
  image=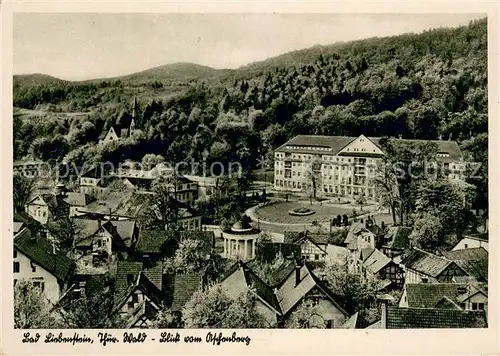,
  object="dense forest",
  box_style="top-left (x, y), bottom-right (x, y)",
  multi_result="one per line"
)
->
top-left (13, 18), bottom-right (487, 202)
